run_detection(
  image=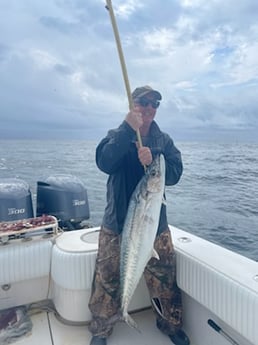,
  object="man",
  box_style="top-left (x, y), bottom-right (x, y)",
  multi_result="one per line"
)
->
top-left (88, 86), bottom-right (190, 345)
